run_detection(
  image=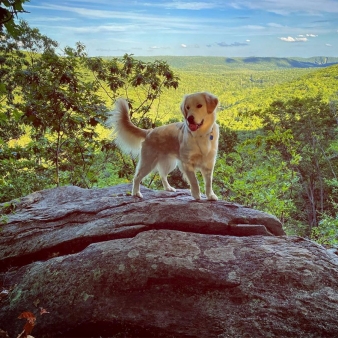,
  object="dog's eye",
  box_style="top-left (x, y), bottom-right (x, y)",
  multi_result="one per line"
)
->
top-left (197, 104), bottom-right (203, 108)
top-left (186, 106), bottom-right (190, 110)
